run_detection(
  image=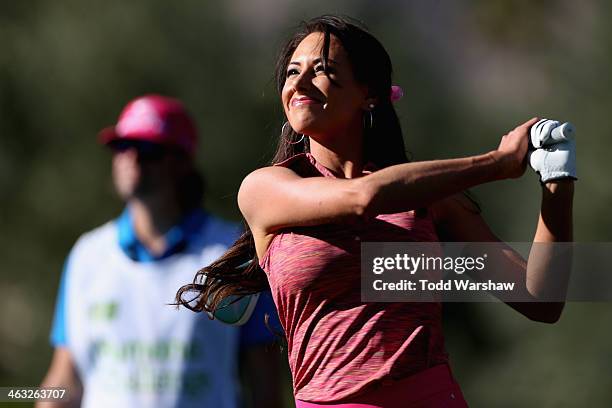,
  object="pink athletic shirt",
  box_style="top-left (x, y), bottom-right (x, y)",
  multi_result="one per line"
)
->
top-left (259, 153), bottom-right (449, 403)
